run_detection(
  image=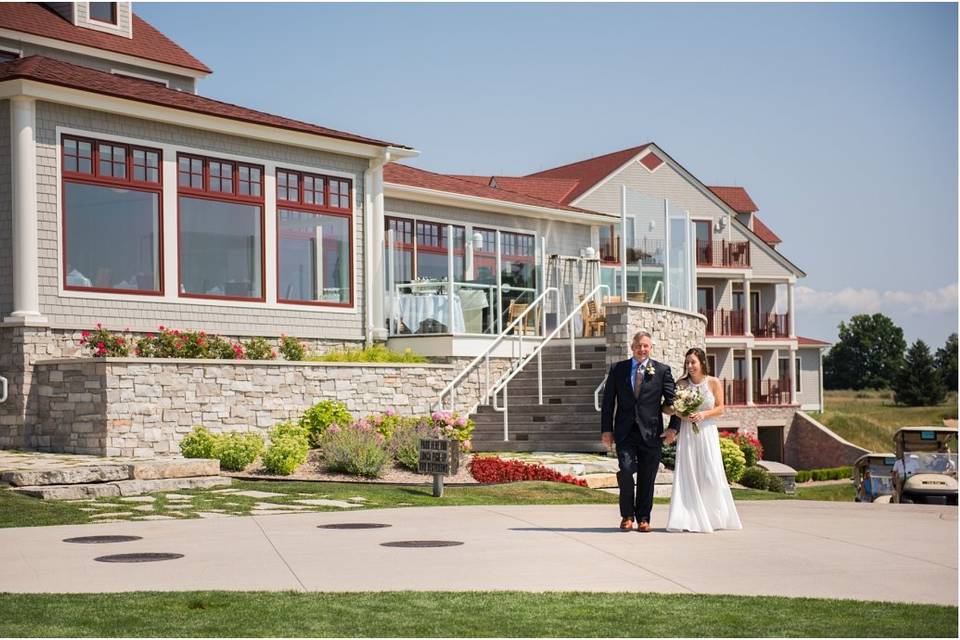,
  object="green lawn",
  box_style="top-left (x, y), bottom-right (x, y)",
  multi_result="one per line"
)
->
top-left (0, 591), bottom-right (954, 637)
top-left (811, 390), bottom-right (957, 453)
top-left (733, 483), bottom-right (855, 502)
